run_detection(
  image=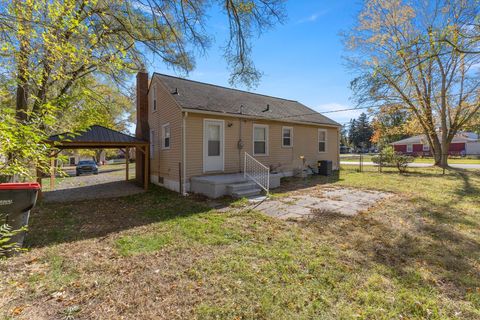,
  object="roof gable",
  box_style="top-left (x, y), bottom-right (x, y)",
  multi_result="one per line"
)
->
top-left (153, 73), bottom-right (340, 126)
